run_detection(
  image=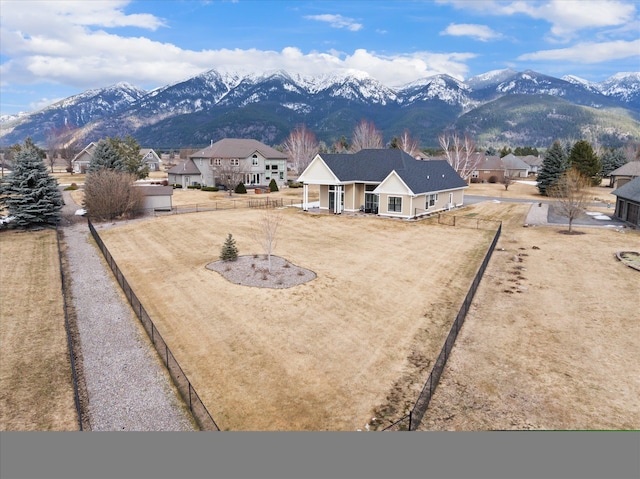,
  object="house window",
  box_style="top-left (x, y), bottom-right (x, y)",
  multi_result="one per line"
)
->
top-left (265, 164), bottom-right (270, 170)
top-left (279, 172), bottom-right (284, 180)
top-left (388, 196), bottom-right (402, 212)
top-left (209, 159), bottom-right (213, 166)
top-left (252, 154), bottom-right (258, 166)
top-left (214, 159), bottom-right (221, 166)
top-left (230, 158), bottom-right (239, 166)
top-left (427, 193), bottom-right (438, 208)
top-left (471, 171), bottom-right (479, 178)
top-left (271, 164), bottom-right (278, 170)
